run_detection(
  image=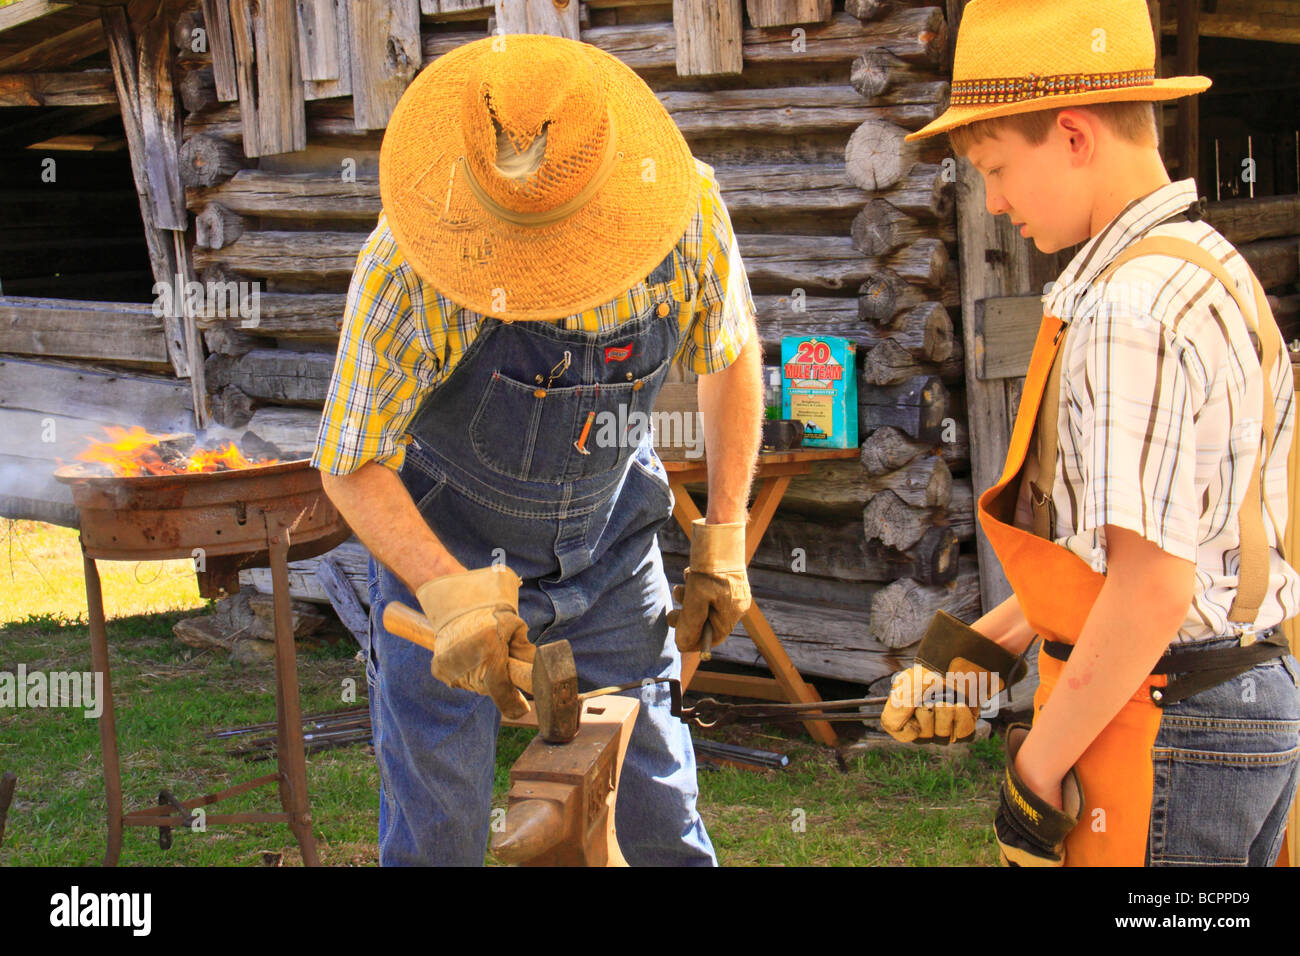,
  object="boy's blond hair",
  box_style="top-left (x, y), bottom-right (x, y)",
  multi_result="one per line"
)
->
top-left (947, 101), bottom-right (1158, 157)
